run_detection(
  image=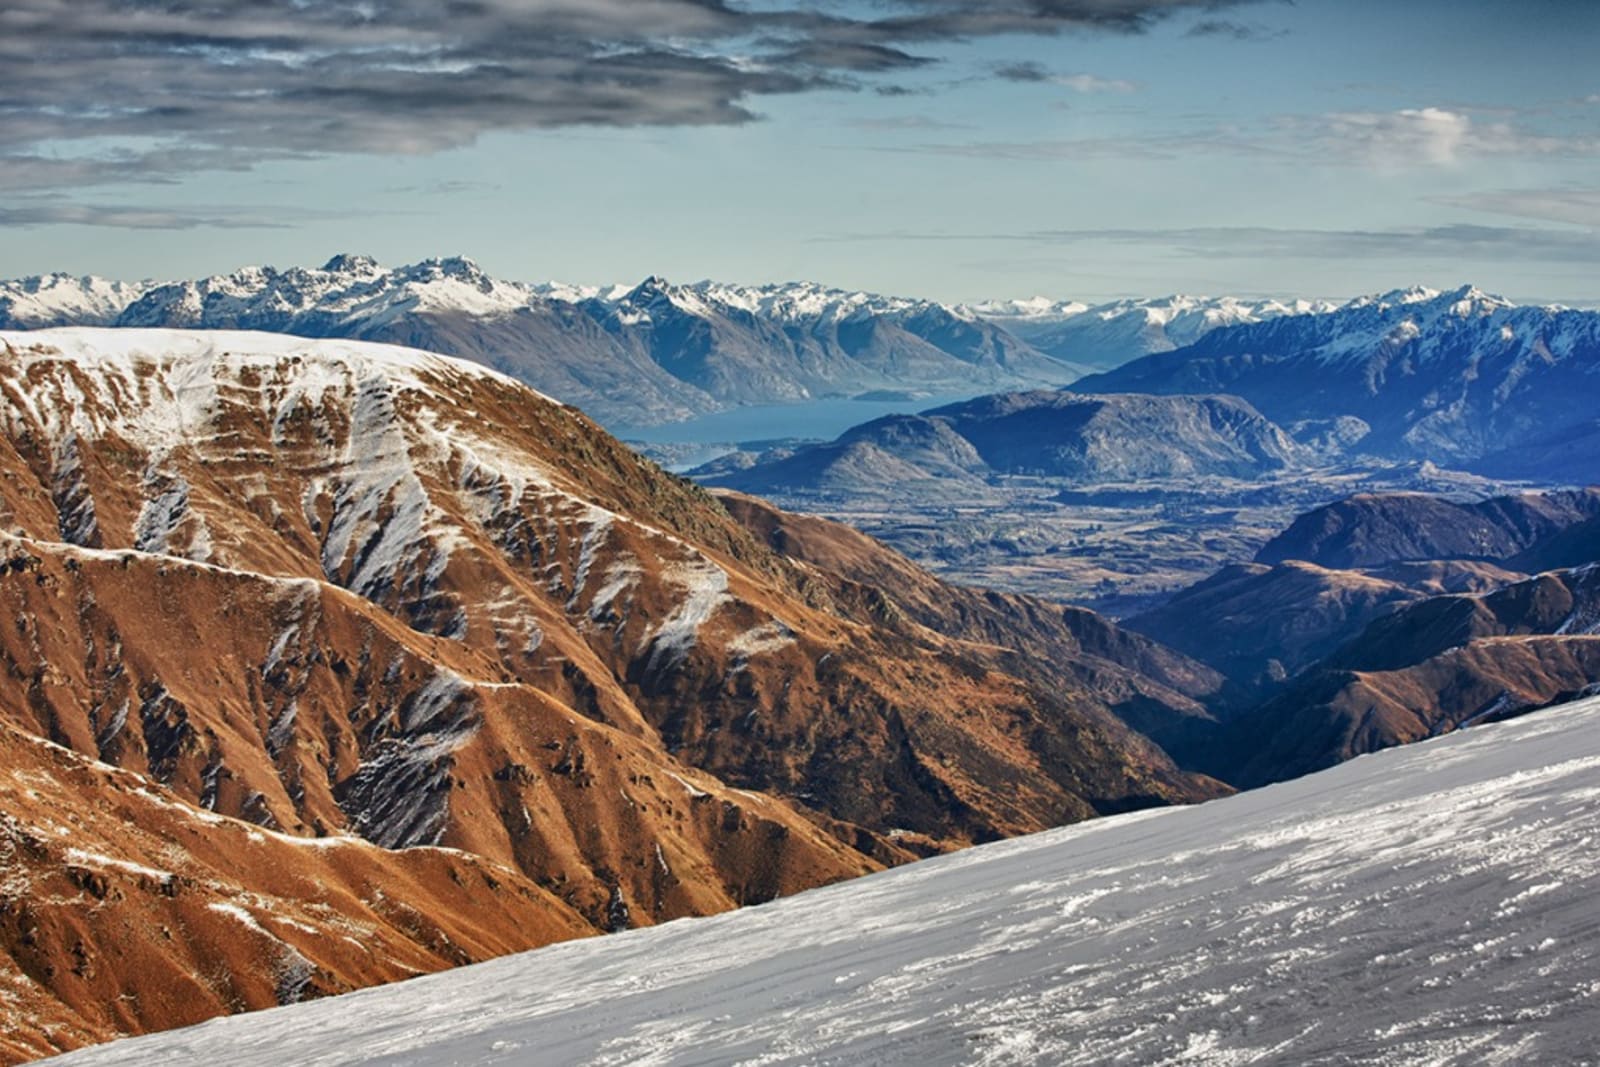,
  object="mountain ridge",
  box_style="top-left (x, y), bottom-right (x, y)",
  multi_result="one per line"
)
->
top-left (1076, 285), bottom-right (1600, 471)
top-left (0, 325), bottom-right (1226, 1059)
top-left (0, 259), bottom-right (1082, 427)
